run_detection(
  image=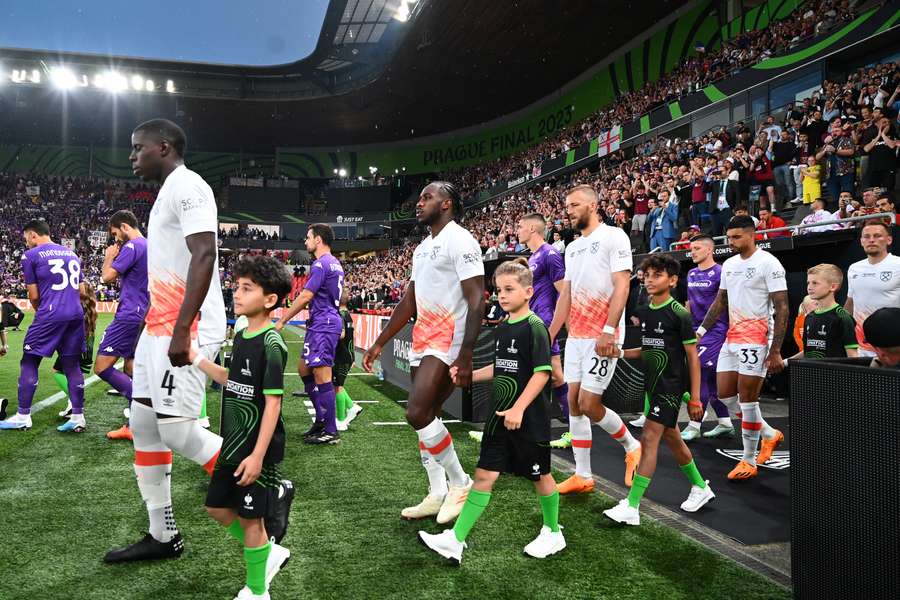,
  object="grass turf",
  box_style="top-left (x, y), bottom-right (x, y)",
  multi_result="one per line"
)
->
top-left (0, 314), bottom-right (790, 599)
